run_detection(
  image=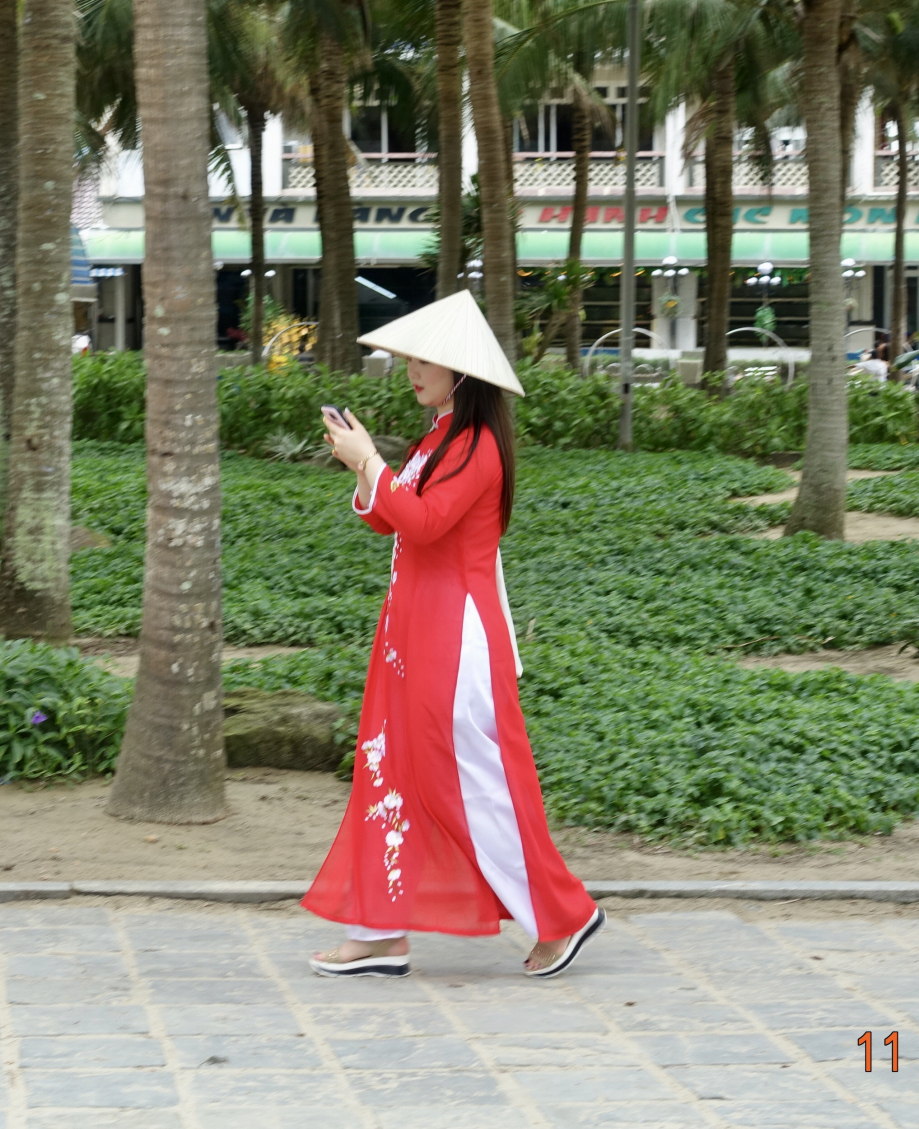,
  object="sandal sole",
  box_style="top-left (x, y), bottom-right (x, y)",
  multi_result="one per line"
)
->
top-left (525, 907), bottom-right (606, 979)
